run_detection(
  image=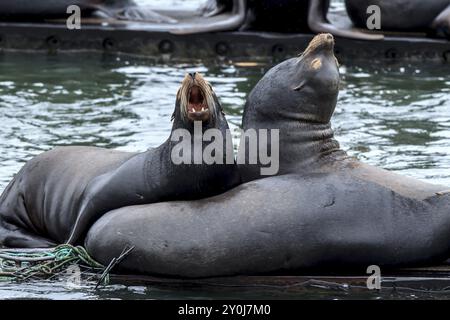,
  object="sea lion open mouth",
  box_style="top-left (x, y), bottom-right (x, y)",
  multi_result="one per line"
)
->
top-left (187, 84), bottom-right (210, 121)
top-left (178, 73), bottom-right (215, 122)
